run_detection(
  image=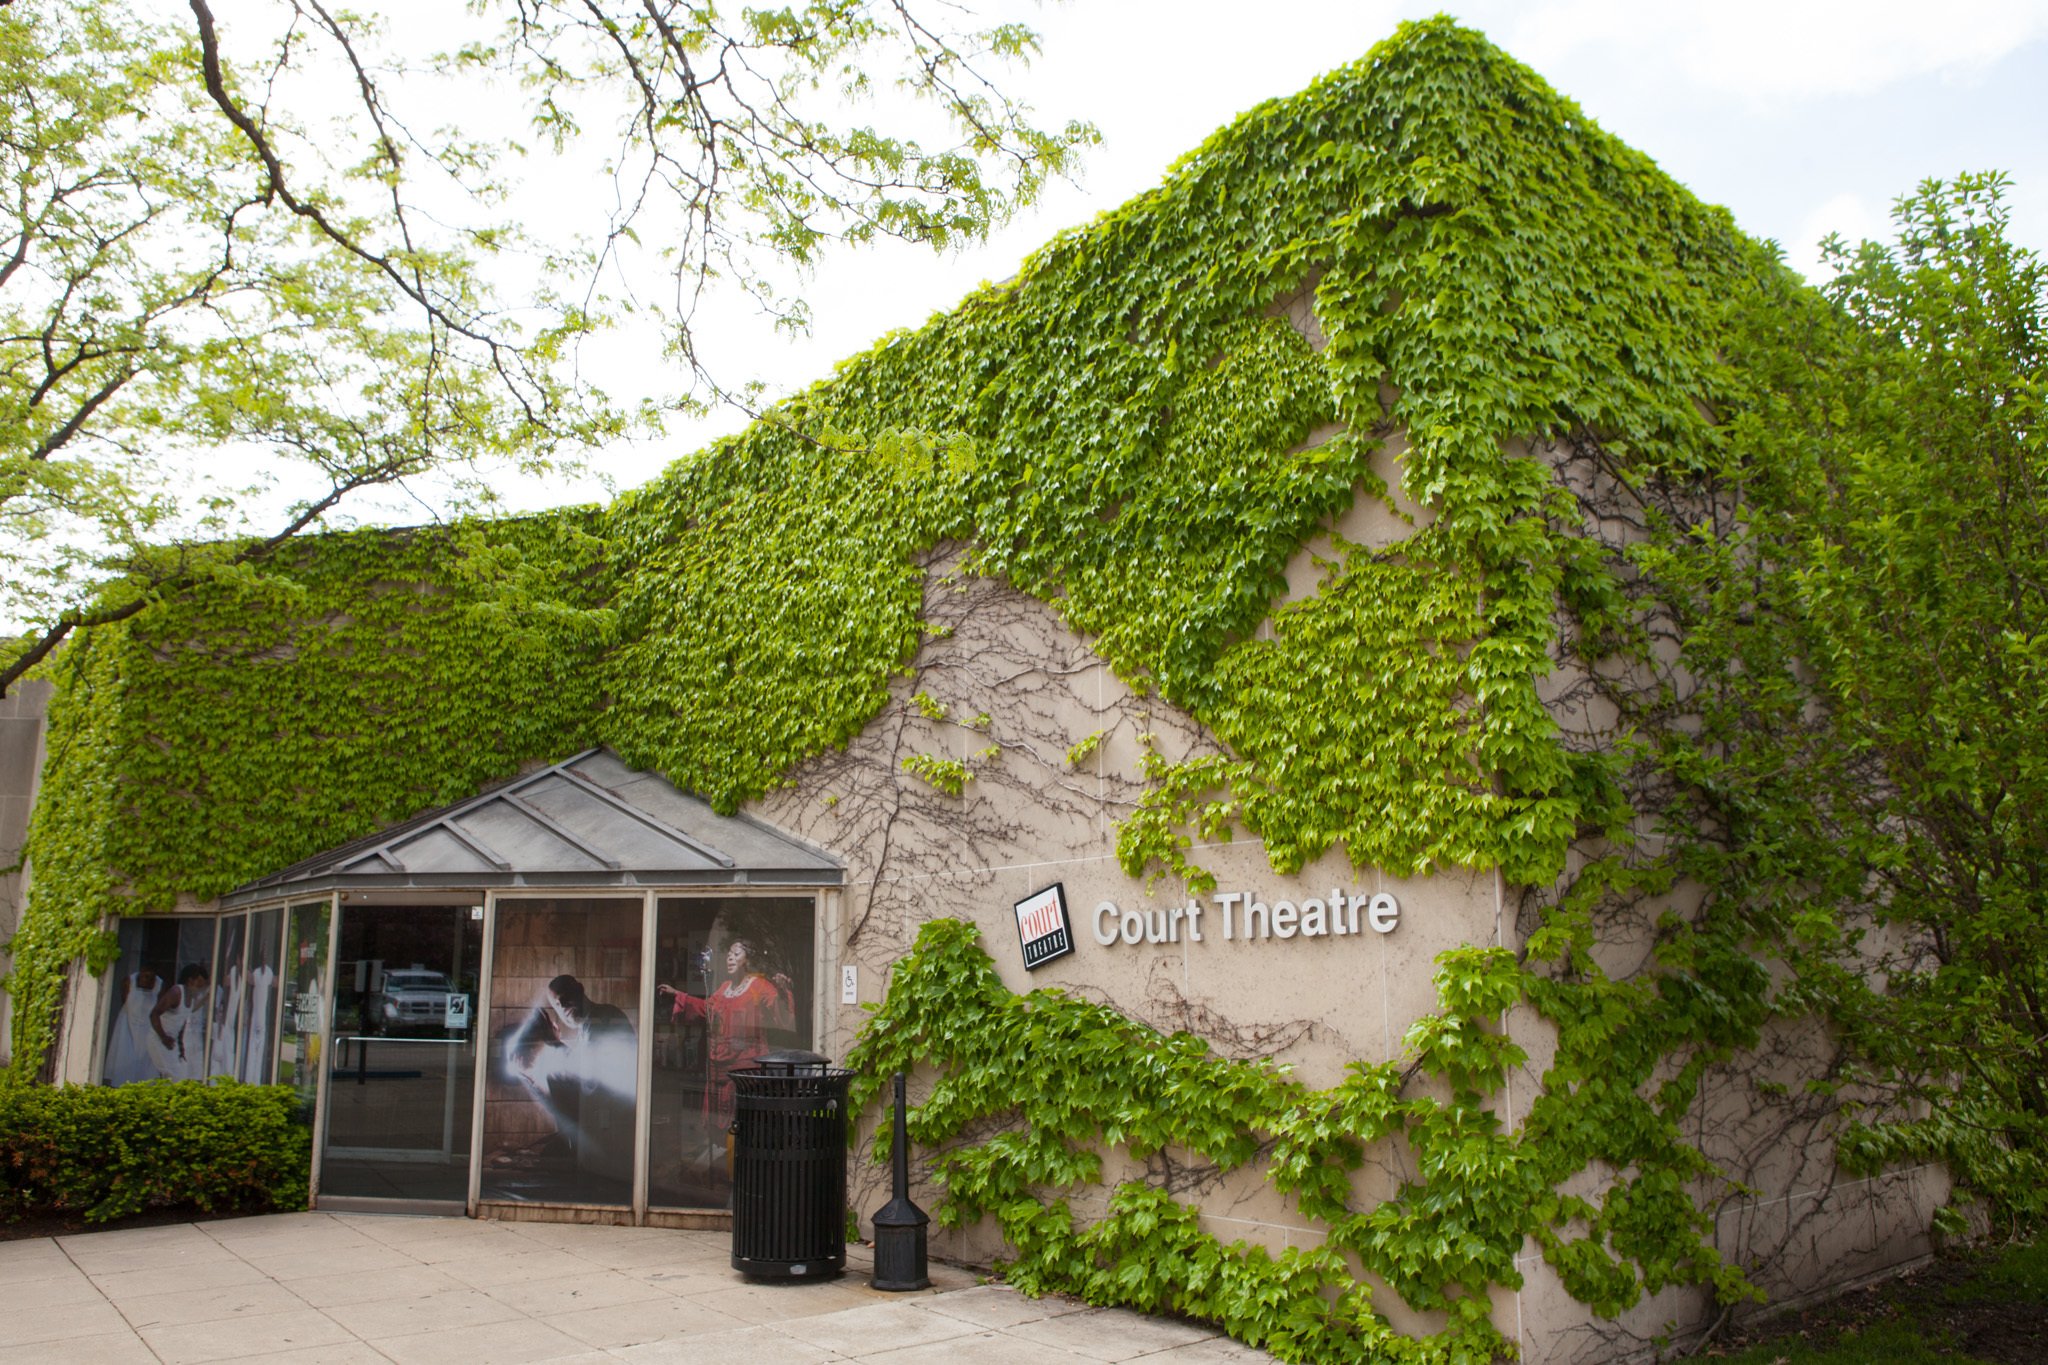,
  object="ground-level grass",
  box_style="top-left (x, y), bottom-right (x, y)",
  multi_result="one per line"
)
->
top-left (1710, 1240), bottom-right (2047, 1363)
